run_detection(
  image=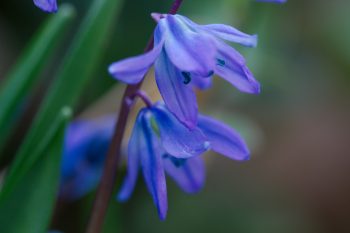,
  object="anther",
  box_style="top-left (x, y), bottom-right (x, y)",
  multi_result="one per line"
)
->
top-left (182, 72), bottom-right (192, 85)
top-left (217, 59), bottom-right (226, 67)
